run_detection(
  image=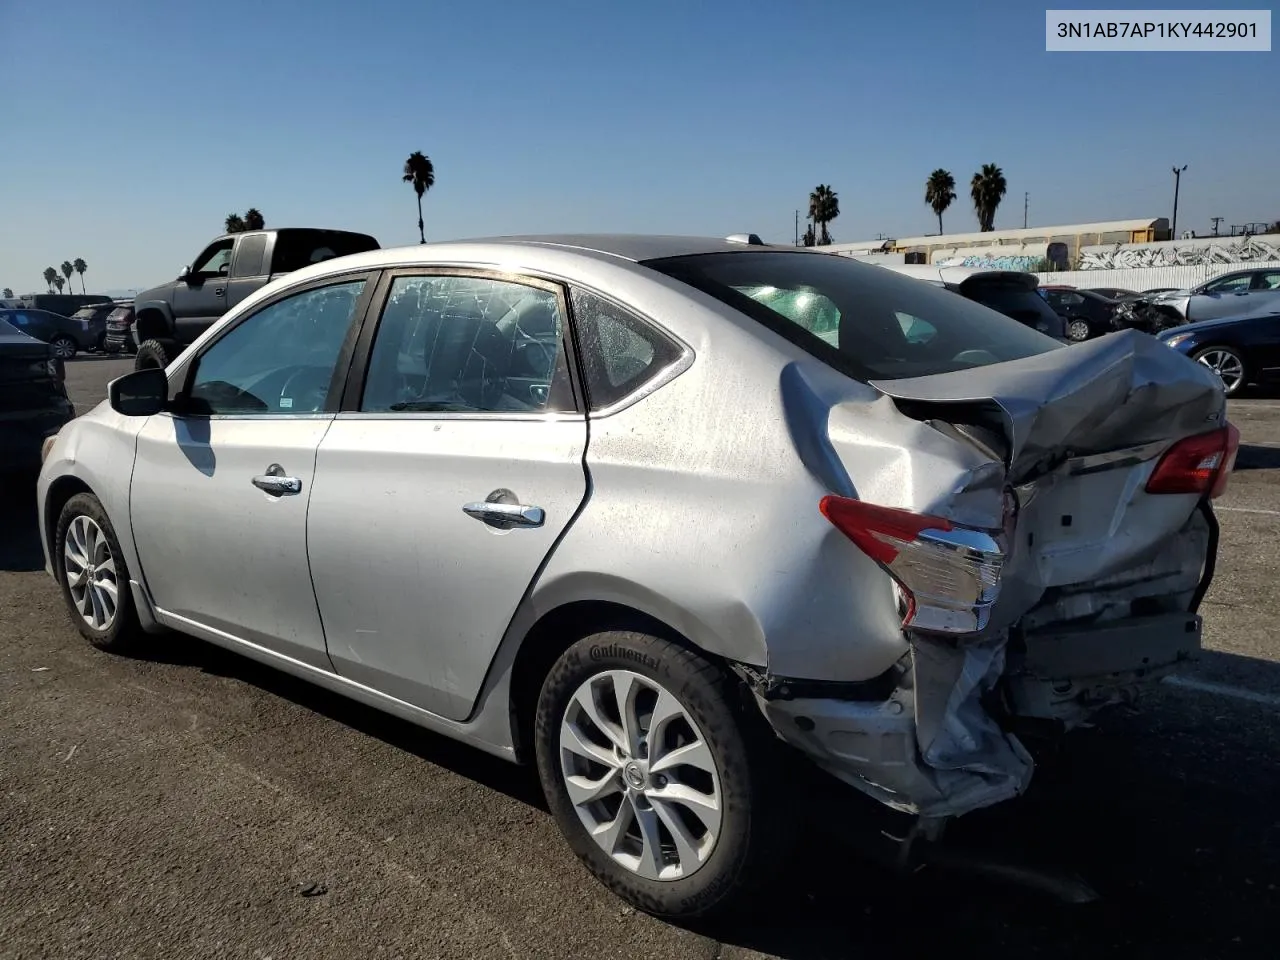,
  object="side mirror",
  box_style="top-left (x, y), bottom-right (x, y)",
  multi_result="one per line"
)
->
top-left (108, 368), bottom-right (169, 417)
top-left (179, 266), bottom-right (191, 281)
